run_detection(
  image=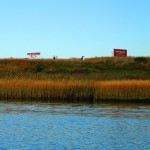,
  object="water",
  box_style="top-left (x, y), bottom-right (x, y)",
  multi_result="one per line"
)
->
top-left (0, 102), bottom-right (150, 150)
